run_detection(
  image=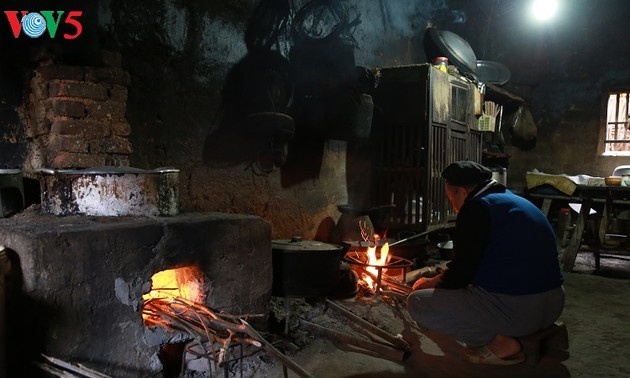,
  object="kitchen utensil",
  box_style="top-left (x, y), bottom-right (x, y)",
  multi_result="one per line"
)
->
top-left (476, 60), bottom-right (511, 85)
top-left (423, 27), bottom-right (477, 78)
top-left (605, 176), bottom-right (622, 186)
top-left (612, 165), bottom-right (630, 177)
top-left (36, 166), bottom-right (179, 216)
top-left (272, 237), bottom-right (344, 297)
top-left (389, 225), bottom-right (454, 247)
